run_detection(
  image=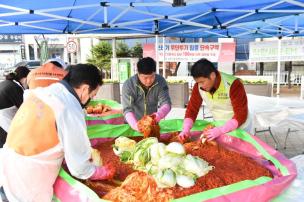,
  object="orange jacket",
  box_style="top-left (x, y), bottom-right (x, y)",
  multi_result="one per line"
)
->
top-left (27, 63), bottom-right (67, 89)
